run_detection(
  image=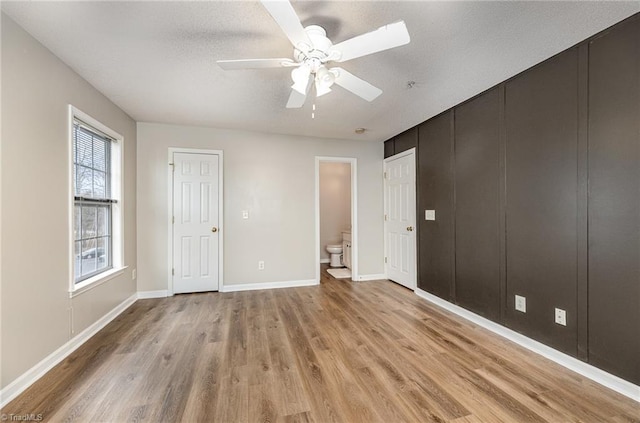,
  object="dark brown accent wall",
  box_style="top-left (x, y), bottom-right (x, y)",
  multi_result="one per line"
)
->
top-left (504, 48), bottom-right (579, 355)
top-left (454, 88), bottom-right (501, 321)
top-left (382, 14), bottom-right (640, 384)
top-left (384, 127), bottom-right (418, 158)
top-left (417, 112), bottom-right (454, 299)
top-left (395, 127), bottom-right (418, 154)
top-left (383, 138), bottom-right (394, 158)
top-left (587, 18), bottom-right (640, 384)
